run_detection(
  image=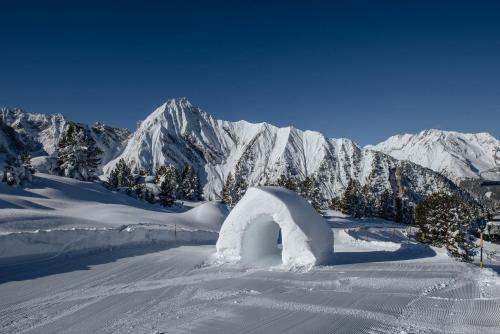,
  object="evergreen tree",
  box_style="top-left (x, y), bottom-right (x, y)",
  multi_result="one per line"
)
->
top-left (108, 159), bottom-right (134, 189)
top-left (299, 176), bottom-right (323, 213)
top-left (301, 176), bottom-right (314, 200)
top-left (234, 172), bottom-right (248, 203)
top-left (154, 165), bottom-right (168, 184)
top-left (158, 164), bottom-right (178, 207)
top-left (340, 179), bottom-right (363, 217)
top-left (179, 164), bottom-right (202, 200)
top-left (55, 123), bottom-right (102, 181)
top-left (2, 153), bottom-right (34, 186)
top-left (222, 172), bottom-right (236, 207)
top-left (416, 192), bottom-right (476, 262)
top-left (378, 189), bottom-right (395, 220)
top-left (131, 183), bottom-right (146, 200)
top-left (20, 152), bottom-right (35, 176)
top-left (276, 174), bottom-right (298, 192)
top-left (329, 196), bottom-right (342, 211)
top-left (395, 196), bottom-right (403, 223)
top-left (361, 184), bottom-right (373, 216)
